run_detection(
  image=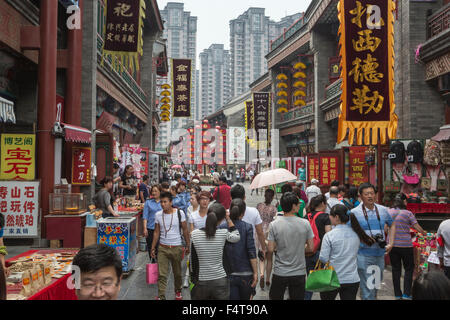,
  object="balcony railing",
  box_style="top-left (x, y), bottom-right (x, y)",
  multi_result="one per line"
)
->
top-left (428, 3), bottom-right (450, 39)
top-left (279, 104), bottom-right (314, 123)
top-left (325, 78), bottom-right (342, 100)
top-left (270, 17), bottom-right (307, 51)
top-left (97, 0), bottom-right (147, 104)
